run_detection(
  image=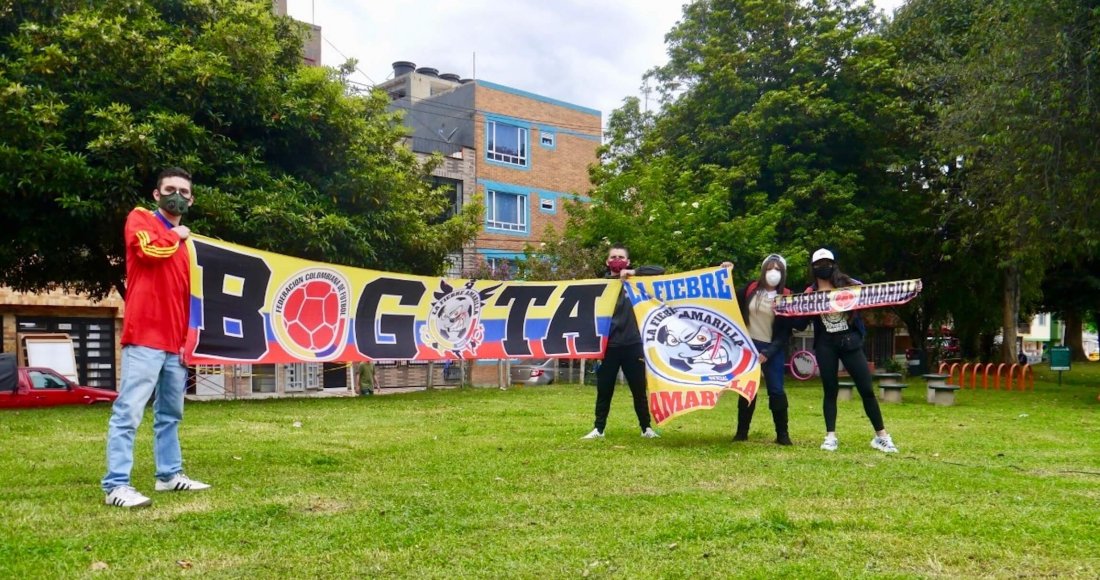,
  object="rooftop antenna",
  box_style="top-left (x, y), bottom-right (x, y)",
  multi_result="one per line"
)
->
top-left (472, 52), bottom-right (476, 80)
